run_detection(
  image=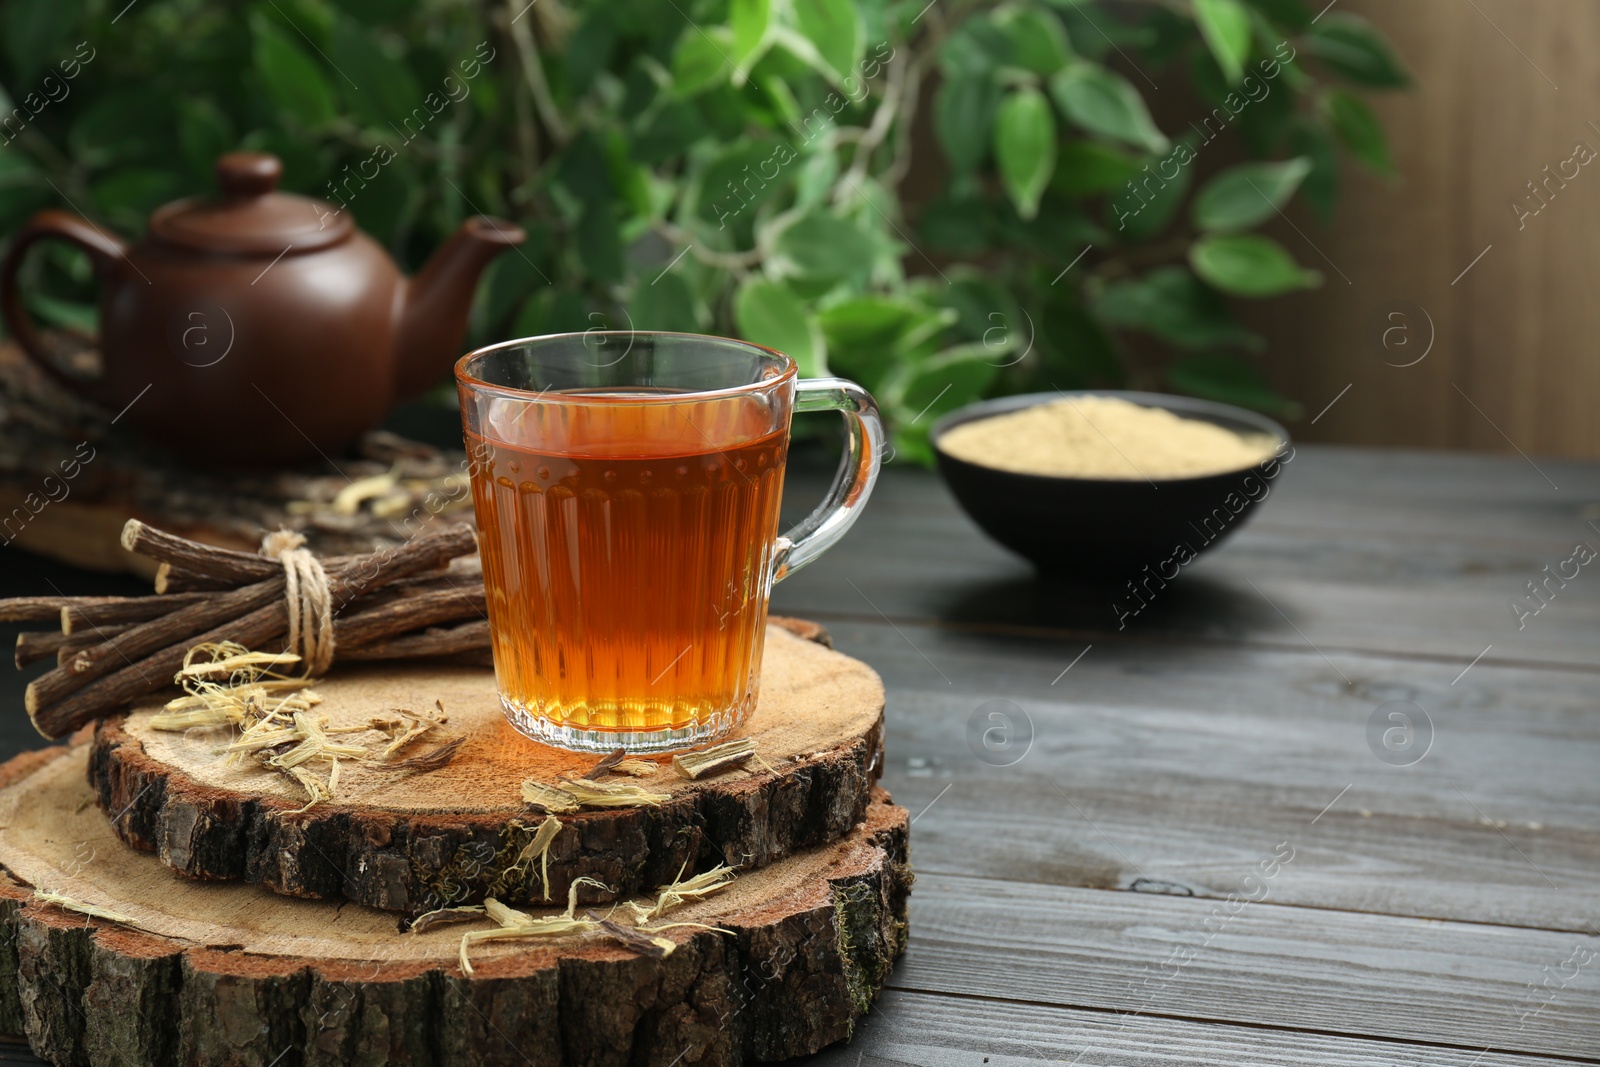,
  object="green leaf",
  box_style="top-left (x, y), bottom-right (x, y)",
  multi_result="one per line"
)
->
top-left (1193, 0), bottom-right (1253, 85)
top-left (1325, 89), bottom-right (1394, 174)
top-left (514, 288), bottom-right (591, 338)
top-left (1107, 140), bottom-right (1194, 240)
top-left (576, 200), bottom-right (623, 285)
top-left (557, 132), bottom-right (617, 209)
top-left (942, 272), bottom-right (1019, 349)
top-left (177, 99), bottom-right (236, 181)
top-left (1167, 352), bottom-right (1299, 416)
top-left (1052, 140), bottom-right (1141, 196)
top-left (1190, 234), bottom-right (1321, 297)
top-left (330, 0), bottom-right (423, 24)
top-left (794, 149), bottom-right (839, 207)
top-left (629, 271), bottom-right (700, 333)
top-left (935, 70), bottom-right (1002, 173)
top-left (1305, 14), bottom-right (1410, 88)
top-left (253, 17), bottom-right (336, 129)
top-left (1234, 58), bottom-right (1298, 155)
top-left (695, 136), bottom-right (790, 225)
top-left (673, 26), bottom-right (734, 95)
top-left (996, 196), bottom-right (1104, 259)
top-left (1289, 119), bottom-right (1340, 221)
top-left (68, 90), bottom-right (175, 168)
top-left (1241, 0), bottom-right (1313, 32)
top-left (0, 151), bottom-right (47, 236)
top-left (3, 0), bottom-right (78, 85)
top-left (794, 0), bottom-right (863, 80)
top-left (632, 100), bottom-right (709, 163)
top-left (734, 278), bottom-right (826, 376)
top-left (890, 343), bottom-right (1001, 463)
top-left (899, 343), bottom-right (1000, 415)
top-left (1038, 287), bottom-right (1124, 387)
top-left (817, 295), bottom-right (952, 393)
top-left (1050, 65), bottom-right (1169, 155)
top-left (482, 247), bottom-right (551, 335)
top-left (731, 0), bottom-right (774, 78)
top-left (330, 17), bottom-right (423, 128)
top-left (995, 88), bottom-right (1056, 220)
top-left (566, 15), bottom-right (618, 95)
top-left (940, 15), bottom-right (1015, 74)
top-left (771, 210), bottom-right (878, 285)
top-left (347, 160), bottom-right (418, 247)
top-left (91, 169), bottom-right (183, 231)
top-left (1095, 266), bottom-right (1263, 350)
top-left (1192, 156), bottom-right (1311, 233)
top-left (996, 6), bottom-right (1073, 74)
top-left (918, 194), bottom-right (997, 255)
